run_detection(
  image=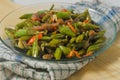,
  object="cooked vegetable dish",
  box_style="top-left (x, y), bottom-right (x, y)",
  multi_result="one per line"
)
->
top-left (5, 4), bottom-right (106, 60)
